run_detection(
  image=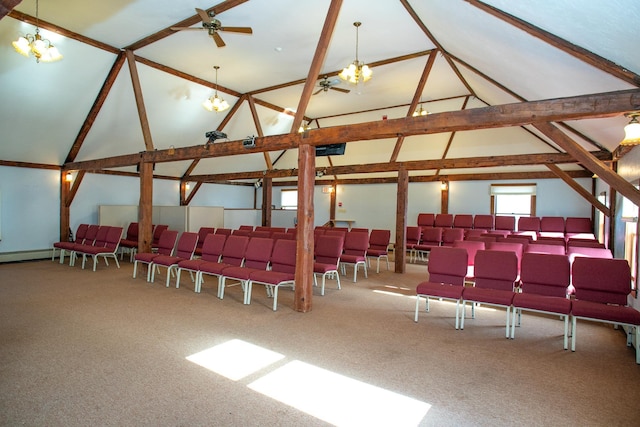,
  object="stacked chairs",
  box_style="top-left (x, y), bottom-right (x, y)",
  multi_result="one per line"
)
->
top-left (247, 239), bottom-right (297, 311)
top-left (72, 226), bottom-right (124, 271)
top-left (339, 231), bottom-right (369, 282)
top-left (118, 222), bottom-right (138, 261)
top-left (149, 232), bottom-right (199, 286)
top-left (413, 227), bottom-right (442, 262)
top-left (313, 235), bottom-right (344, 296)
top-left (219, 237), bottom-right (274, 302)
top-left (571, 257), bottom-right (640, 364)
top-left (52, 223), bottom-right (89, 264)
top-left (414, 247), bottom-right (468, 329)
top-left (133, 230), bottom-right (178, 281)
top-left (198, 235), bottom-right (250, 298)
top-left (366, 229), bottom-right (391, 273)
top-left (176, 234), bottom-right (227, 293)
top-left (511, 253), bottom-right (572, 349)
top-left (461, 250), bottom-right (519, 337)
top-left (194, 227), bottom-right (215, 256)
